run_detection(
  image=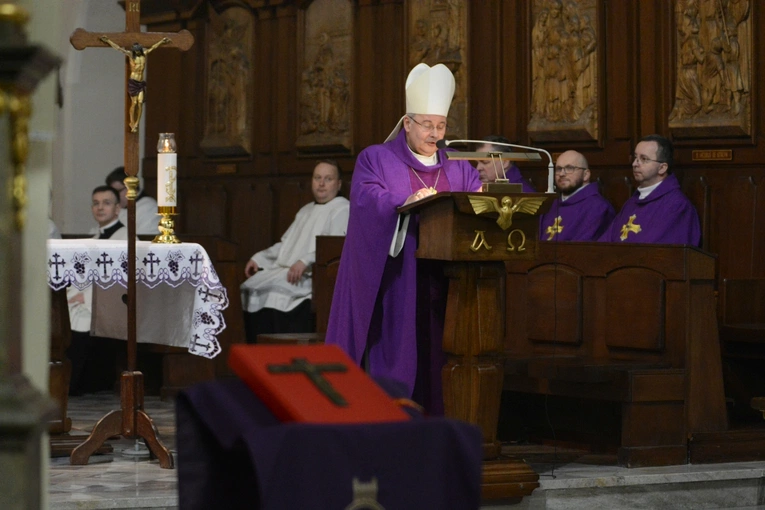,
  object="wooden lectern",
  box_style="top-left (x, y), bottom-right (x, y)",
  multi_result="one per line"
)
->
top-left (399, 191), bottom-right (553, 500)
